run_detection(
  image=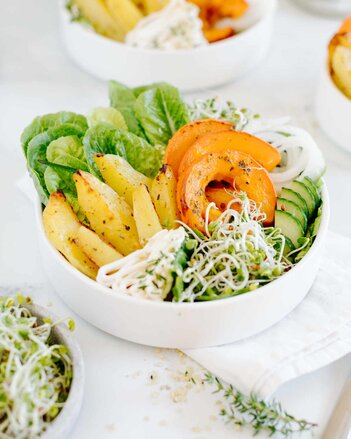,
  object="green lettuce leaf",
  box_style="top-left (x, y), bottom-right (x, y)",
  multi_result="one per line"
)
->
top-left (87, 107), bottom-right (128, 130)
top-left (132, 82), bottom-right (167, 98)
top-left (134, 83), bottom-right (190, 145)
top-left (27, 124), bottom-right (87, 205)
top-left (108, 81), bottom-right (145, 138)
top-left (83, 123), bottom-right (127, 177)
top-left (83, 123), bottom-right (163, 178)
top-left (46, 135), bottom-right (88, 171)
top-left (114, 129), bottom-right (164, 178)
top-left (21, 111), bottom-right (88, 156)
top-left (44, 164), bottom-right (85, 222)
